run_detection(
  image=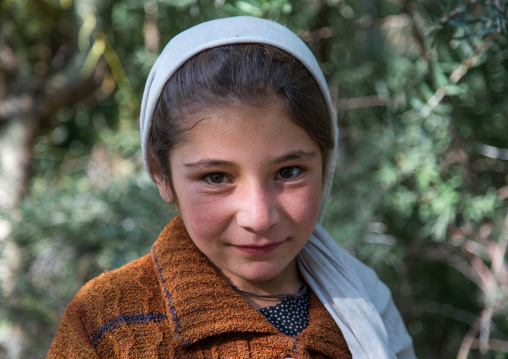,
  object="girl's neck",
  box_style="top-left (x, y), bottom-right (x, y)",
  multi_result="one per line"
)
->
top-left (218, 261), bottom-right (304, 309)
top-left (231, 282), bottom-right (306, 310)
